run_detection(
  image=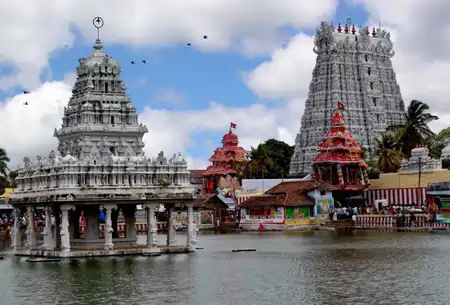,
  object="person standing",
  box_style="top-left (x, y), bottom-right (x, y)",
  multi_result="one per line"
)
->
top-left (409, 212), bottom-right (416, 227)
